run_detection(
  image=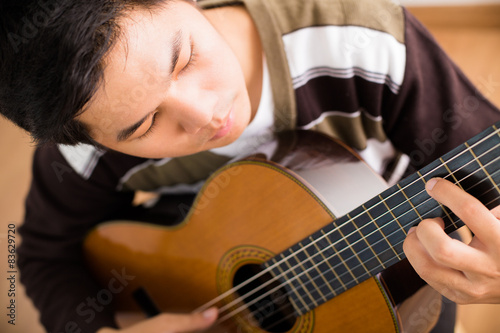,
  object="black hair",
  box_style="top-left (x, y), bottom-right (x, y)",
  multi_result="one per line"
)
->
top-left (0, 0), bottom-right (168, 146)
